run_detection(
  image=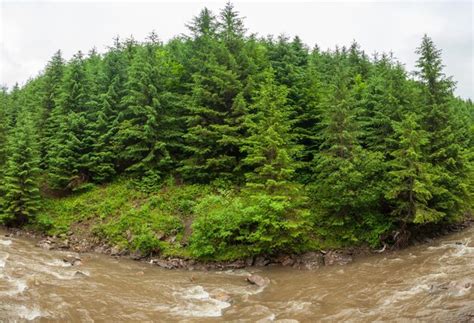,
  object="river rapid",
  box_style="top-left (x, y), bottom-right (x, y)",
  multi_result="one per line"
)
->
top-left (0, 227), bottom-right (473, 322)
